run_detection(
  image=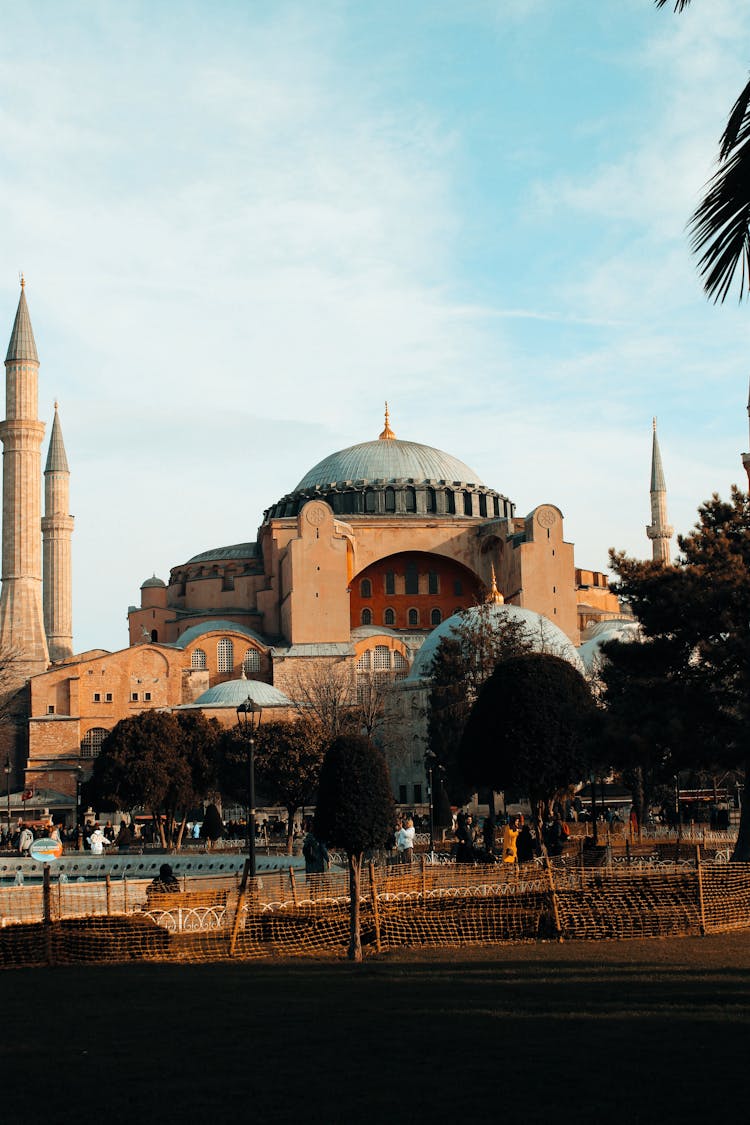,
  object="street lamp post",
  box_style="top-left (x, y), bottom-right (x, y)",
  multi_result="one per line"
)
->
top-left (75, 765), bottom-right (83, 849)
top-left (424, 750), bottom-right (436, 857)
top-left (236, 699), bottom-right (263, 878)
top-left (4, 756), bottom-right (11, 845)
